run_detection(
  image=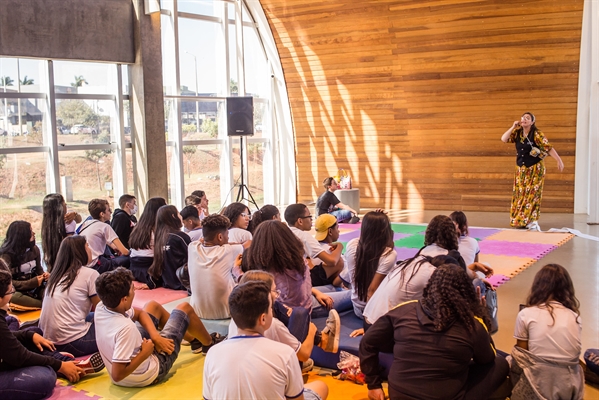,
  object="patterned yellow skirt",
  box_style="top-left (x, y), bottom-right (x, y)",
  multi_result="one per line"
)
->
top-left (510, 161), bottom-right (546, 228)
